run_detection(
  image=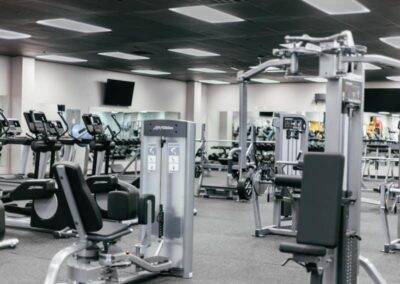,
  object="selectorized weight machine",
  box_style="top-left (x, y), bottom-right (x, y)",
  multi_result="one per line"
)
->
top-left (44, 119), bottom-right (195, 283)
top-left (237, 30), bottom-right (395, 283)
top-left (252, 113), bottom-right (308, 237)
